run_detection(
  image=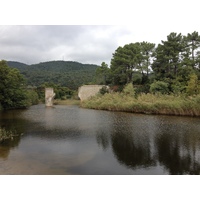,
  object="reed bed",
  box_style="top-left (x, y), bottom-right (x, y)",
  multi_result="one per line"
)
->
top-left (81, 93), bottom-right (200, 117)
